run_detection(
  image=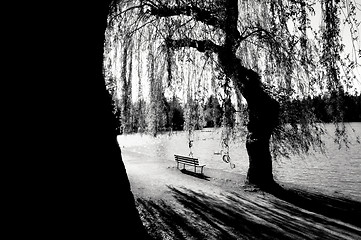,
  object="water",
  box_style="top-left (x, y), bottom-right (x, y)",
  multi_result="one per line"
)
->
top-left (118, 123), bottom-right (361, 200)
